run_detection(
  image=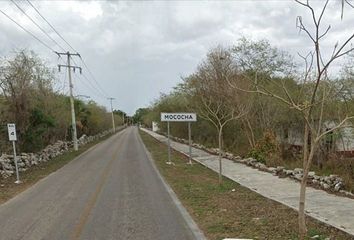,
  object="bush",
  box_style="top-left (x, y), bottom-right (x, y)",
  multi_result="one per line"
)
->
top-left (248, 148), bottom-right (267, 163)
top-left (247, 130), bottom-right (280, 165)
